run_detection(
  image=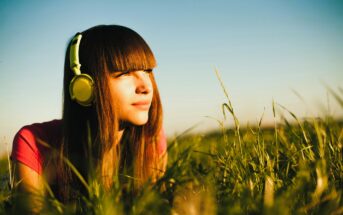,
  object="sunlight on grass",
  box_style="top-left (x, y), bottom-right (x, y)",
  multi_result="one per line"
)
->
top-left (0, 70), bottom-right (342, 214)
